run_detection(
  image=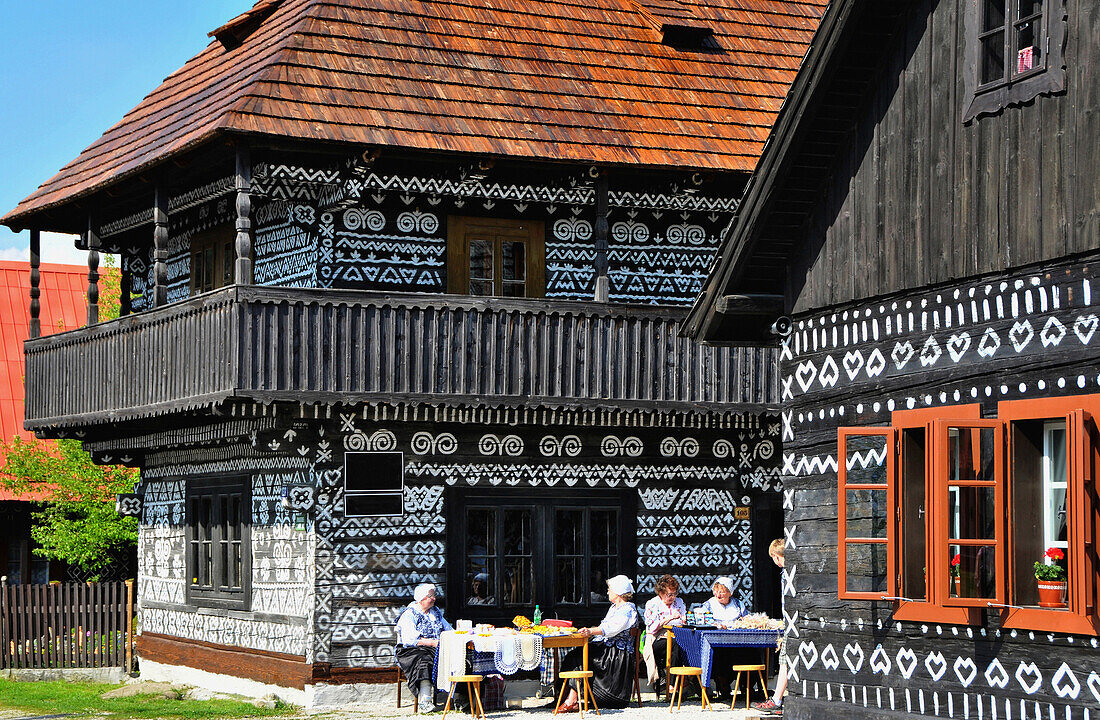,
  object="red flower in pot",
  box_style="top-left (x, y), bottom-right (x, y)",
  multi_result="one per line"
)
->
top-left (1034, 547), bottom-right (1067, 608)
